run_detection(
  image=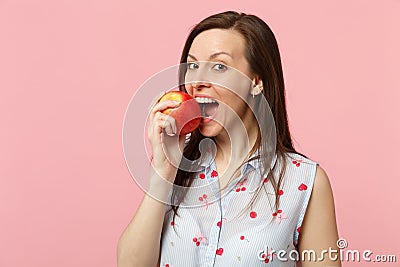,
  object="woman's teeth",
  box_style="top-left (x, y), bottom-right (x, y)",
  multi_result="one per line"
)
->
top-left (195, 97), bottom-right (217, 104)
